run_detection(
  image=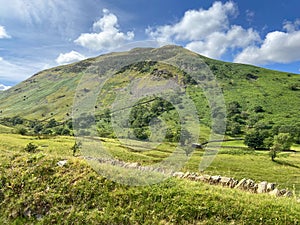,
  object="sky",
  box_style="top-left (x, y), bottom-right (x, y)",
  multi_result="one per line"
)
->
top-left (1, 0), bottom-right (300, 90)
